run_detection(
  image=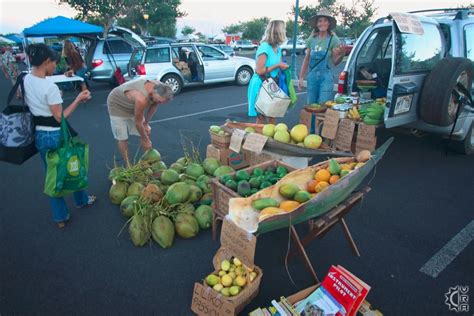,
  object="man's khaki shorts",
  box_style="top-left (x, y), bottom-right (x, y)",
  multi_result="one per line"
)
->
top-left (110, 116), bottom-right (140, 141)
